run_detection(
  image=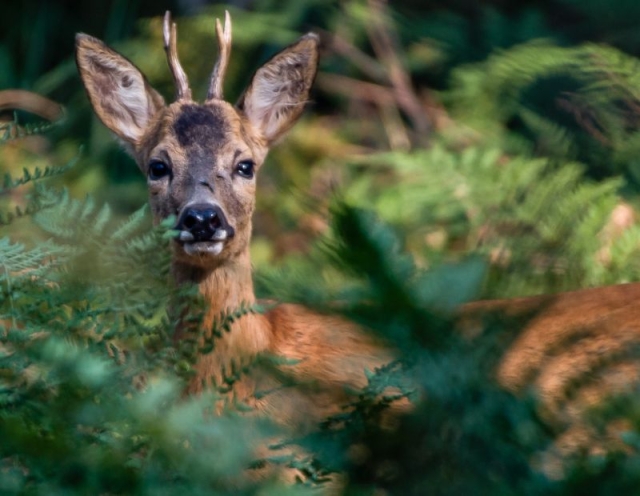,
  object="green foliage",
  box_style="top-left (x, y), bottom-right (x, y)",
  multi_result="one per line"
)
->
top-left (0, 114), bottom-right (61, 143)
top-left (0, 186), bottom-right (285, 495)
top-left (4, 141), bottom-right (640, 494)
top-left (338, 145), bottom-right (640, 297)
top-left (7, 1), bottom-right (640, 494)
top-left (256, 200), bottom-right (640, 495)
top-left (448, 41), bottom-right (640, 187)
